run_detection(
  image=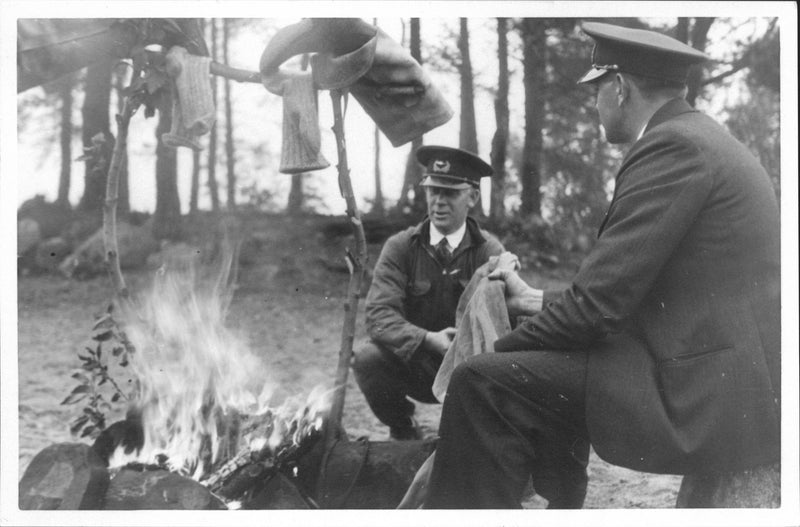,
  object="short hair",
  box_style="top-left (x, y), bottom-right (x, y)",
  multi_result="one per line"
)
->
top-left (624, 73), bottom-right (687, 99)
